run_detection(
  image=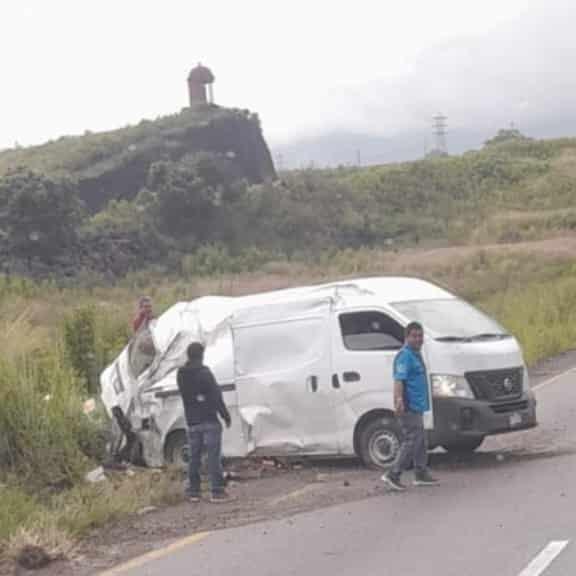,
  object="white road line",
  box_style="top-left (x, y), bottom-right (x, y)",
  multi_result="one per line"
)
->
top-left (517, 541), bottom-right (569, 576)
top-left (533, 368), bottom-right (576, 392)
